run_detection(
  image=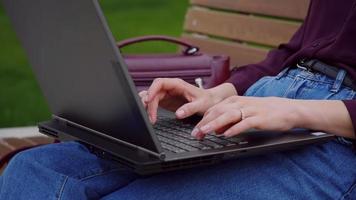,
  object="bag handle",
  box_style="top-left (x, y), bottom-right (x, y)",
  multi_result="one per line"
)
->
top-left (117, 35), bottom-right (200, 55)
